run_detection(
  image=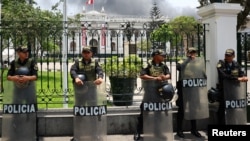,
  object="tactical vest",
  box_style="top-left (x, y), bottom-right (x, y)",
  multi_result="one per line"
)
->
top-left (77, 59), bottom-right (97, 81)
top-left (14, 58), bottom-right (32, 75)
top-left (148, 60), bottom-right (165, 77)
top-left (218, 60), bottom-right (240, 77)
